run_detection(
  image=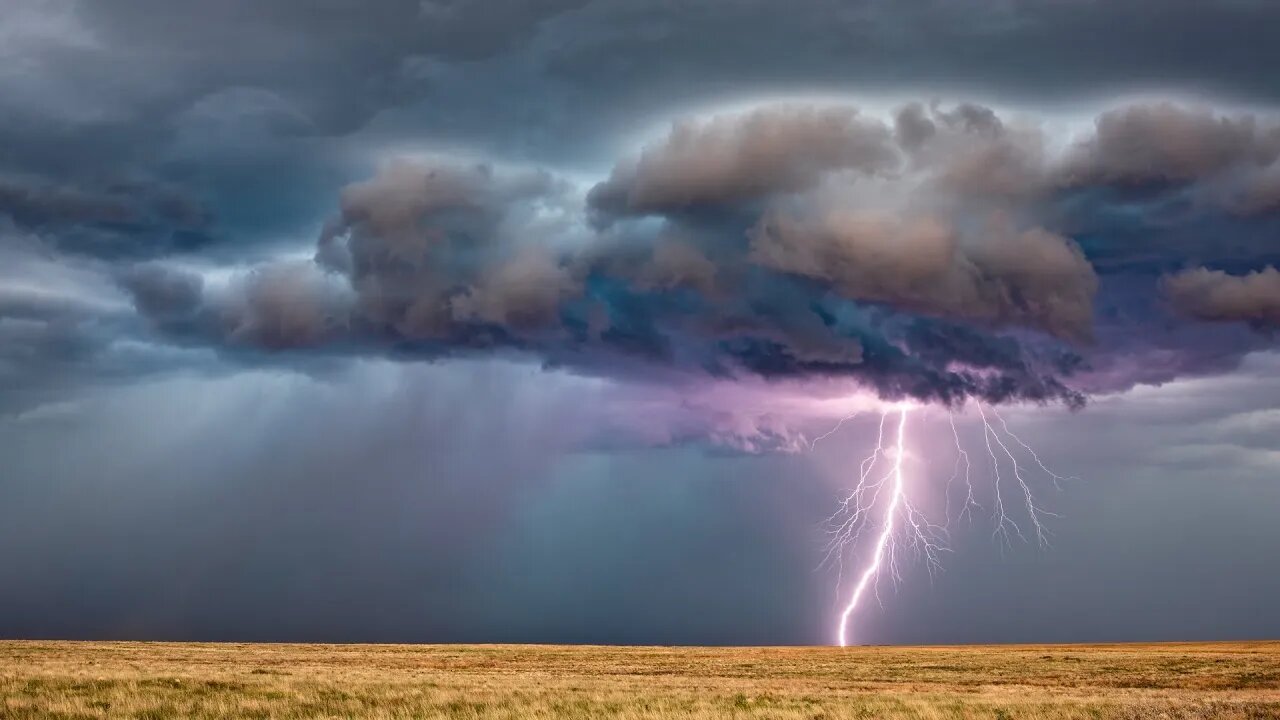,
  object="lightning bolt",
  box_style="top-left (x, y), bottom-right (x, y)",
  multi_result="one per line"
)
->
top-left (944, 409), bottom-right (979, 526)
top-left (836, 405), bottom-right (909, 647)
top-left (808, 410), bottom-right (861, 451)
top-left (817, 400), bottom-right (1070, 647)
